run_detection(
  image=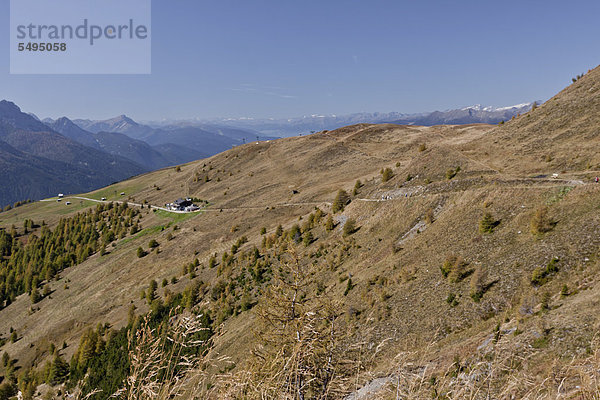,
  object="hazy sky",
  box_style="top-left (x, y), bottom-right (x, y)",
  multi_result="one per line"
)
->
top-left (1, 0), bottom-right (599, 121)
